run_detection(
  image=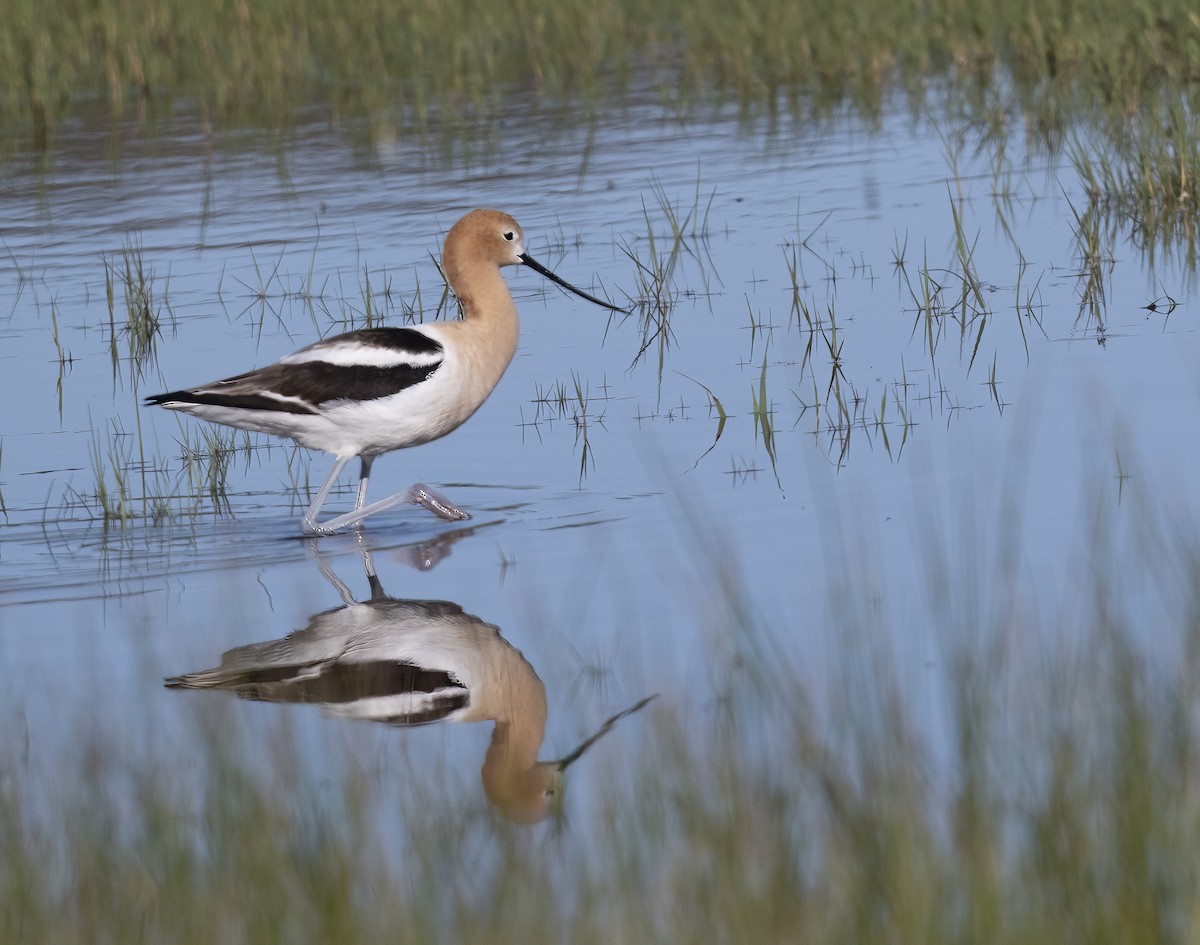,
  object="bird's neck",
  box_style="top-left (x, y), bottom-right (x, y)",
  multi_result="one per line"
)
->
top-left (476, 646), bottom-right (548, 773)
top-left (451, 267), bottom-right (521, 384)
